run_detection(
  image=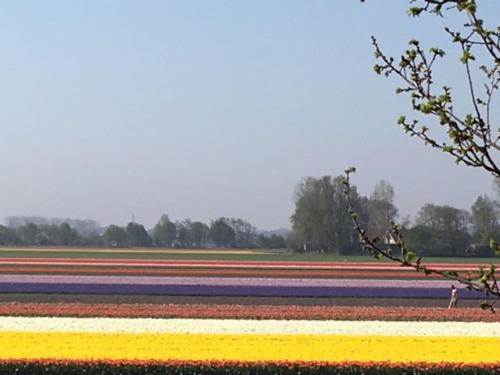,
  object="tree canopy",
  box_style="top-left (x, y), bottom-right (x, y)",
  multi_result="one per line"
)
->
top-left (291, 176), bottom-right (363, 254)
